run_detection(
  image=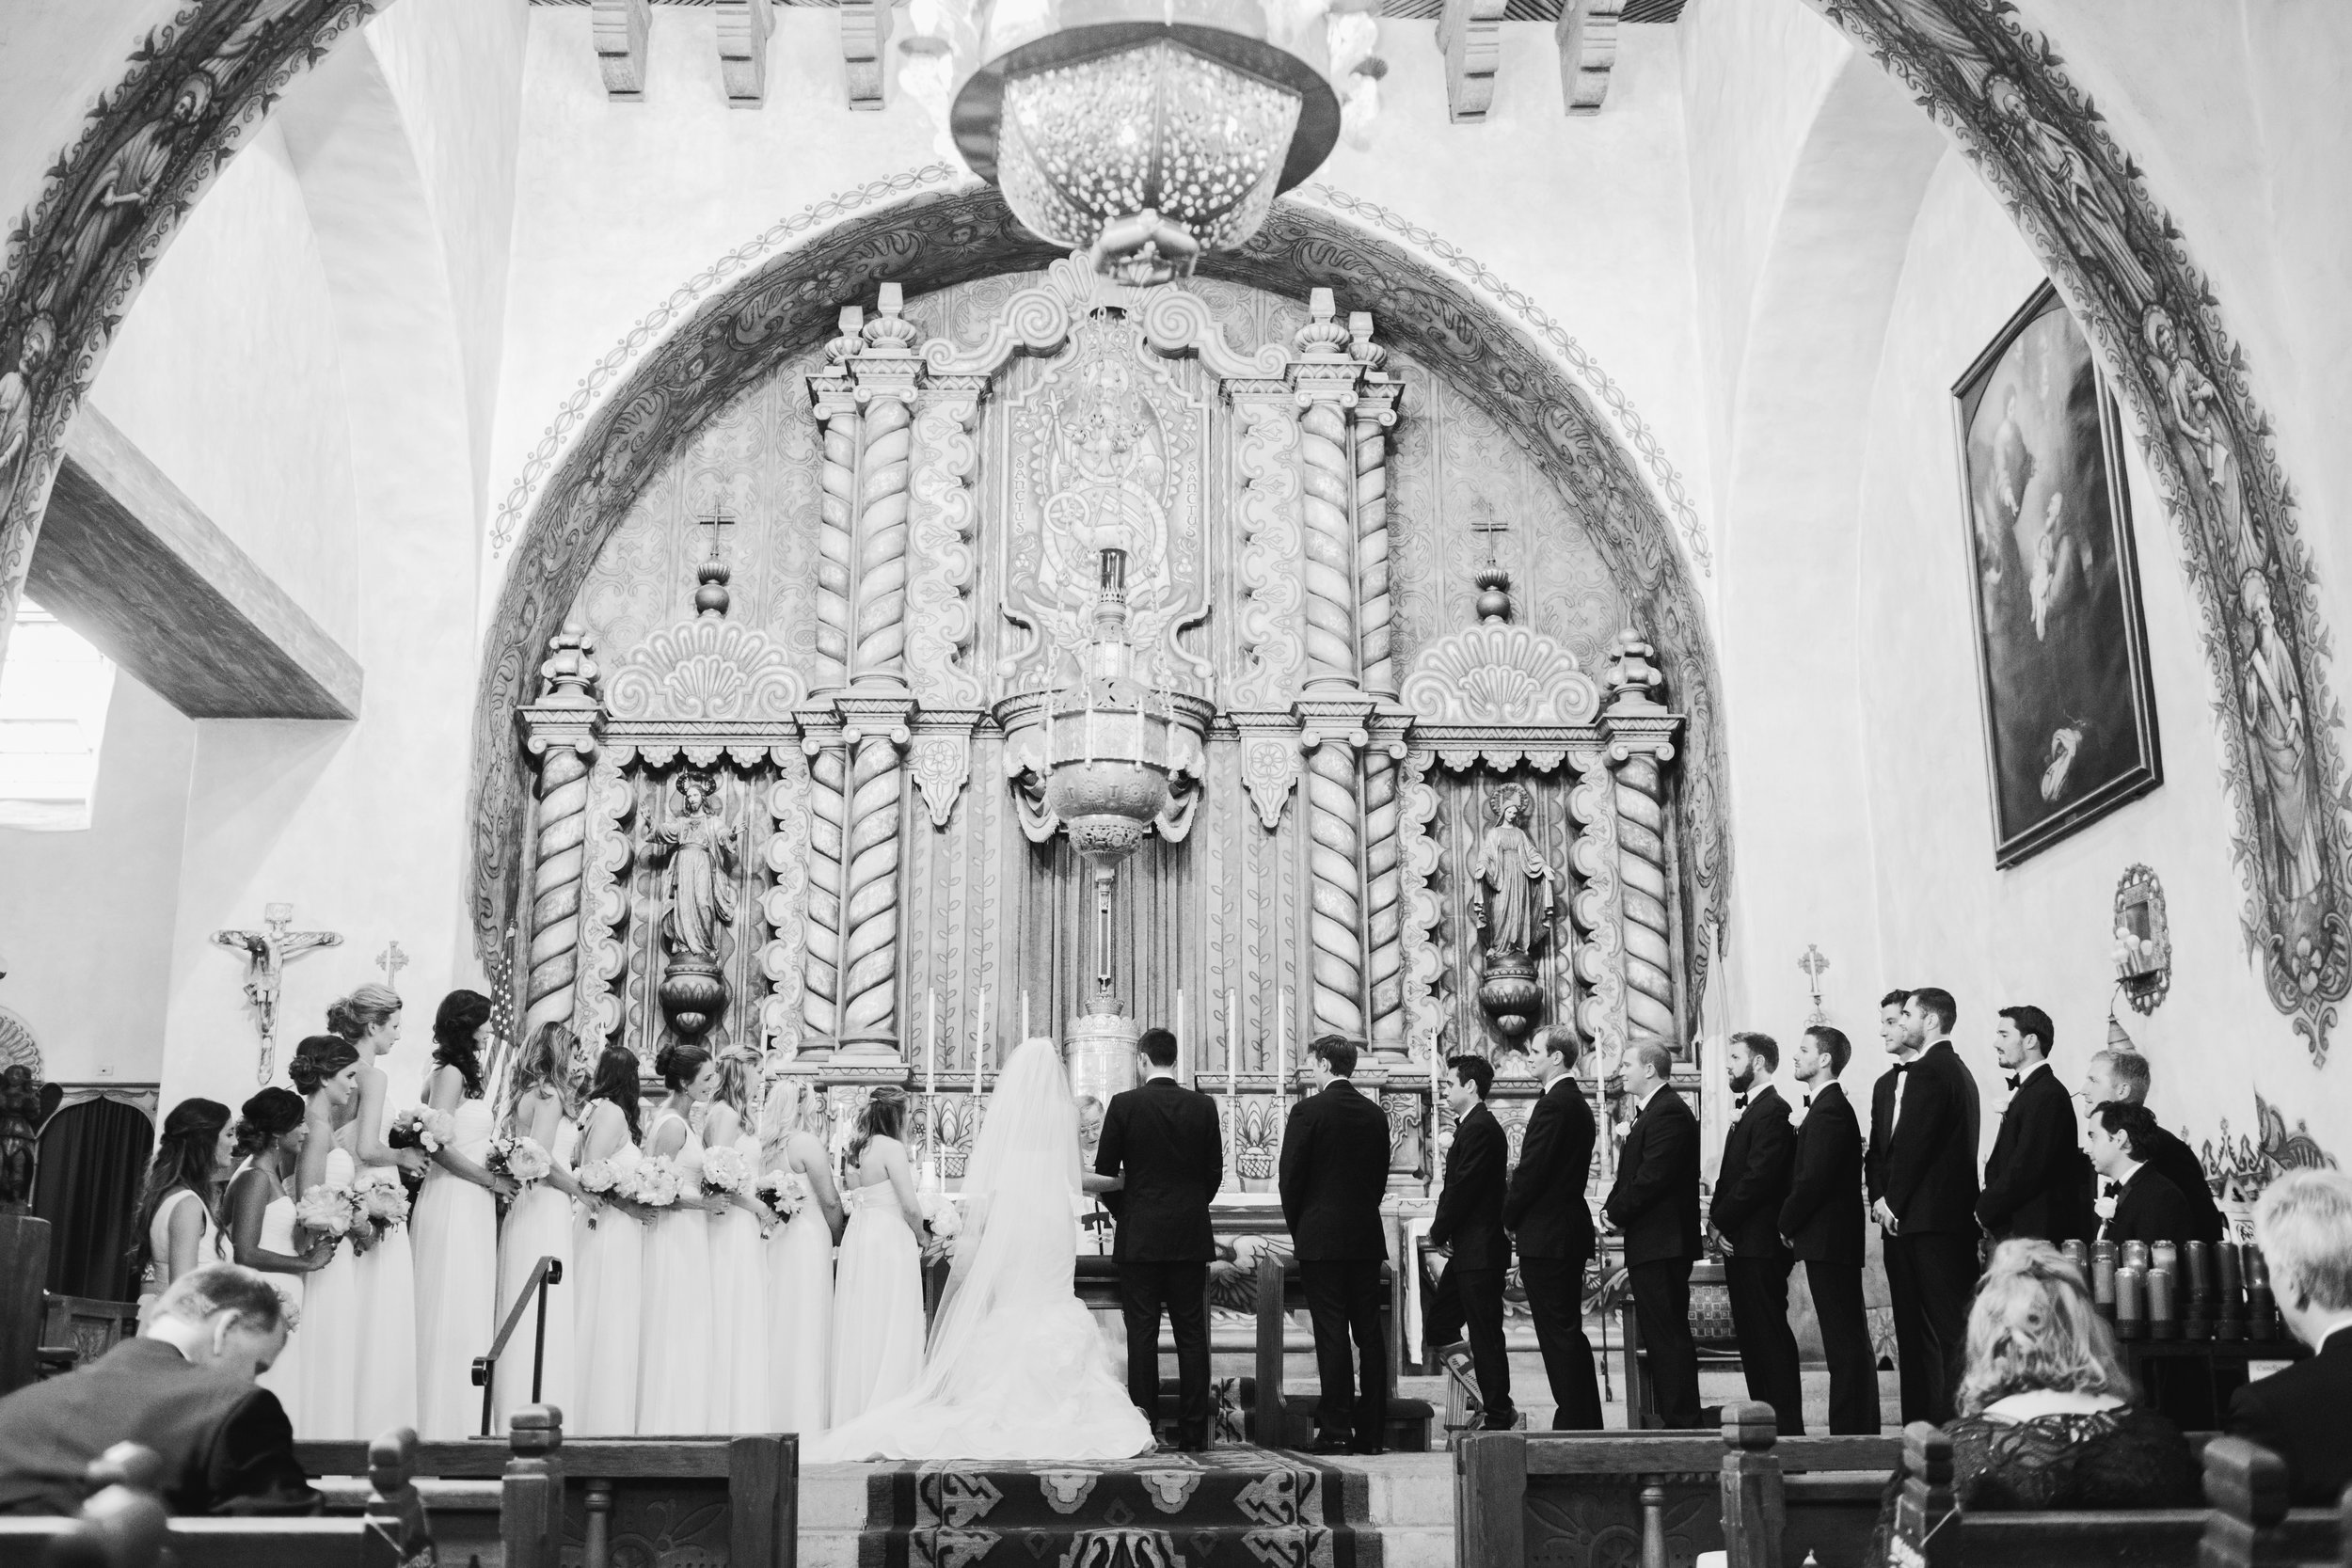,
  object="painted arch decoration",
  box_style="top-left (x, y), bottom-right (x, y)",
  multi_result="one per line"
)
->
top-left (0, 0), bottom-right (2342, 1053)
